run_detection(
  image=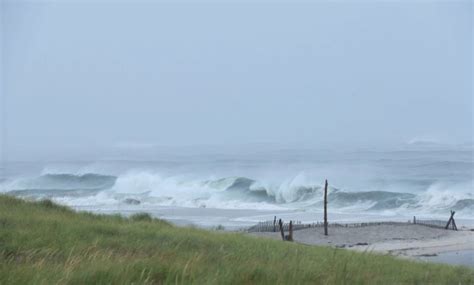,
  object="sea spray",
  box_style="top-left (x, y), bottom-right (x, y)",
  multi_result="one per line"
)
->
top-left (1, 146), bottom-right (472, 218)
